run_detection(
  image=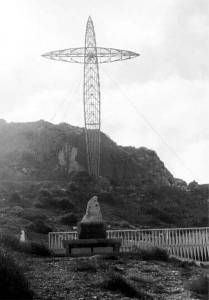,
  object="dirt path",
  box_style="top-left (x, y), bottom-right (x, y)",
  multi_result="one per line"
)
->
top-left (21, 256), bottom-right (208, 300)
